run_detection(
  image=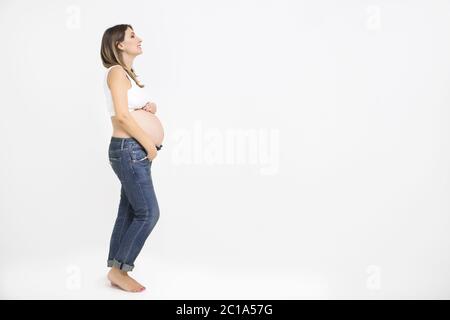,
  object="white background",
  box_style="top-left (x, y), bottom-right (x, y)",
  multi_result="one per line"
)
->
top-left (0, 0), bottom-right (449, 299)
